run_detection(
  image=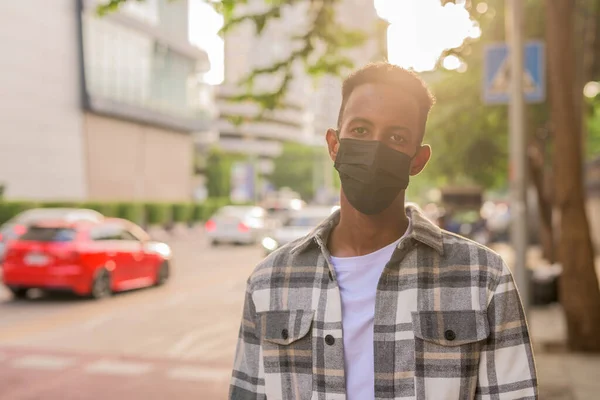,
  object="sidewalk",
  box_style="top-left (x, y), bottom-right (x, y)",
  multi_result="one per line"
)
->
top-left (531, 305), bottom-right (600, 399)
